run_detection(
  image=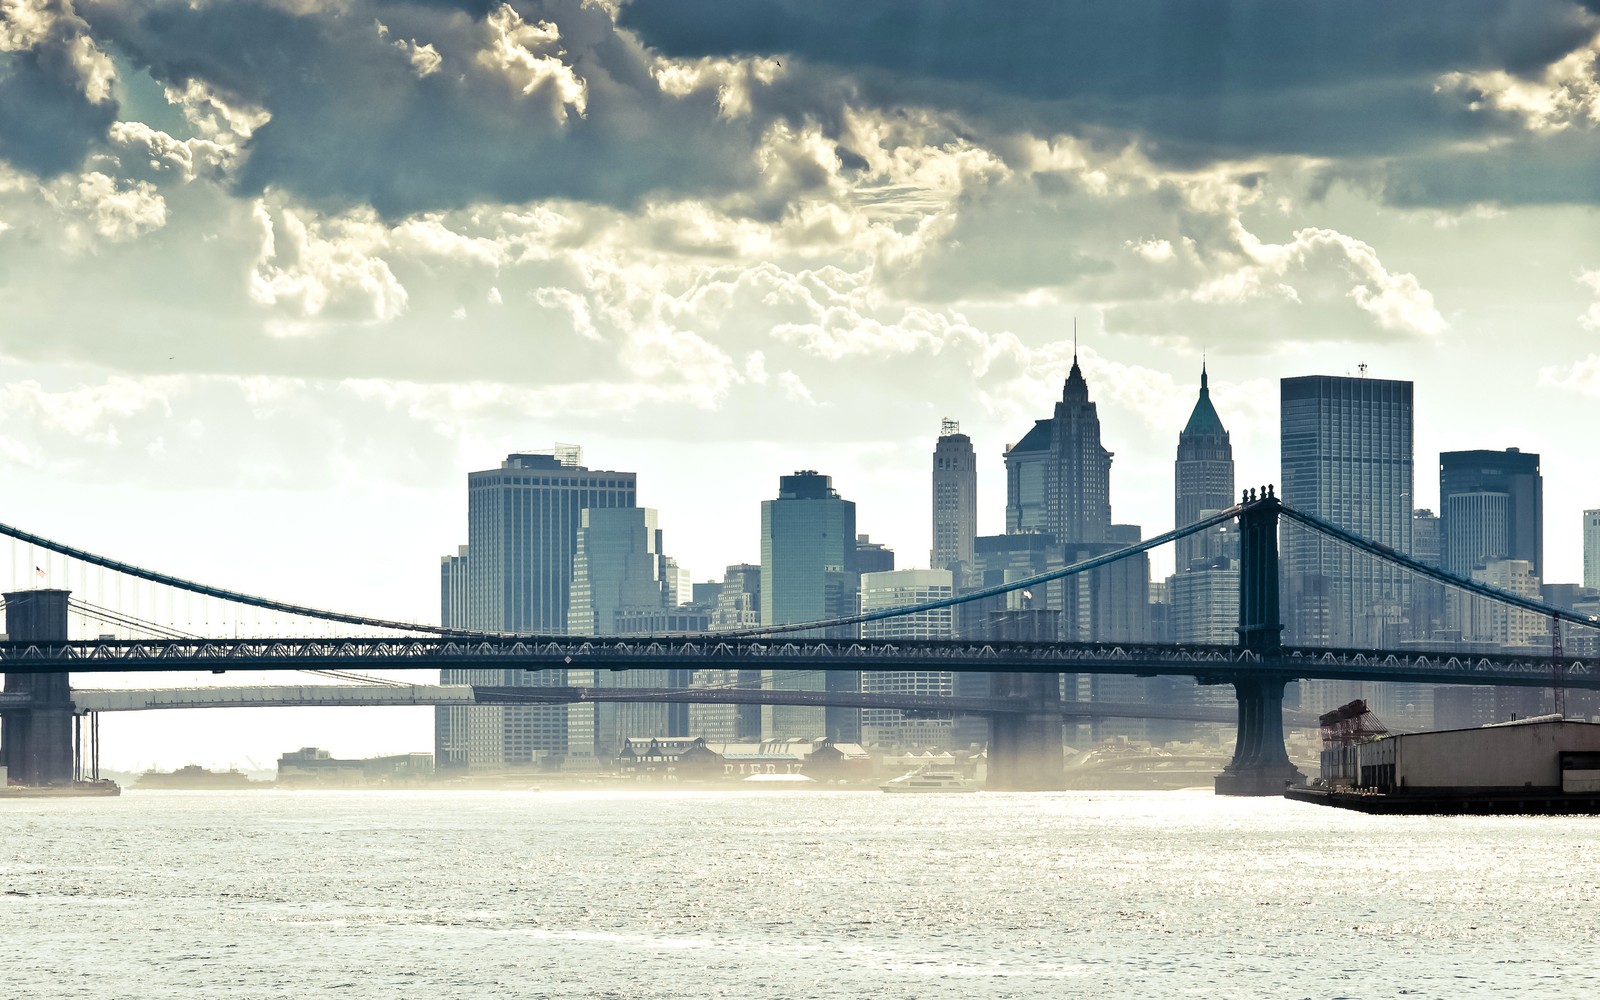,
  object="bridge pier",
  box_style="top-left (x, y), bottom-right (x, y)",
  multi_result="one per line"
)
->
top-left (1216, 490), bottom-right (1304, 796)
top-left (986, 672), bottom-right (1065, 791)
top-left (1214, 675), bottom-right (1303, 795)
top-left (2, 590), bottom-right (75, 786)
